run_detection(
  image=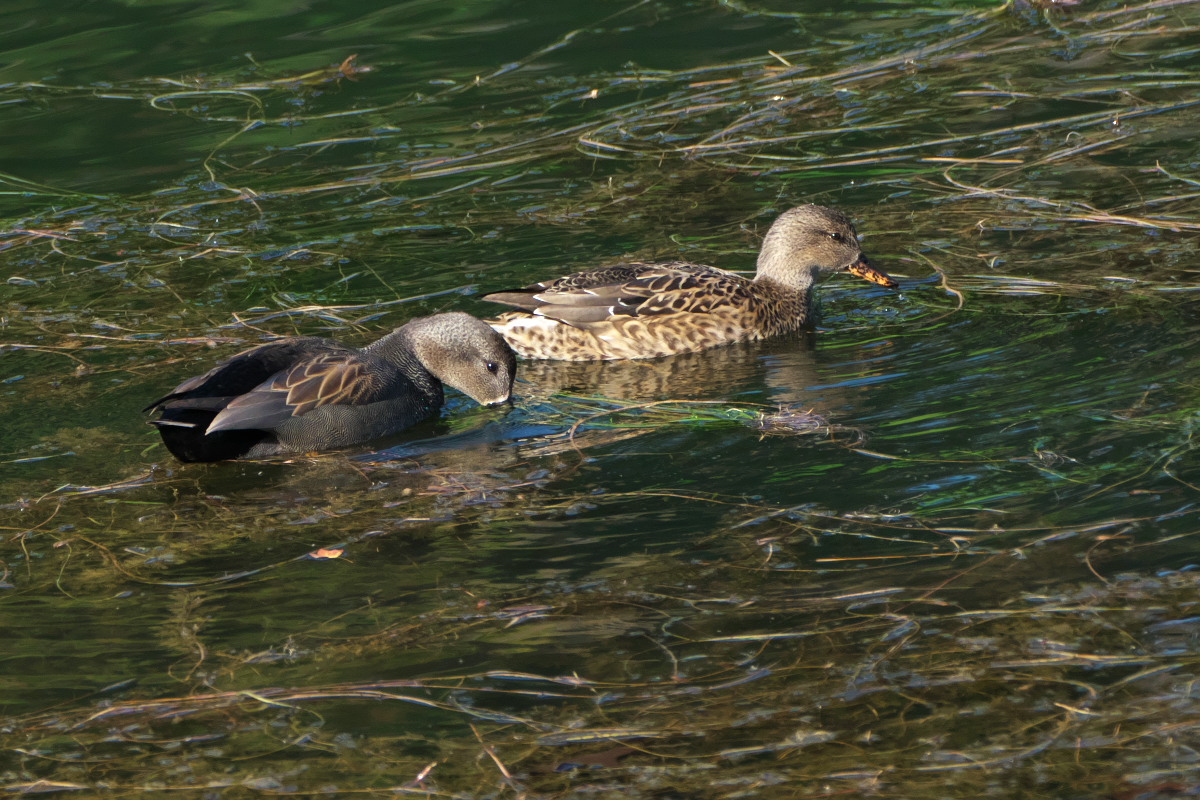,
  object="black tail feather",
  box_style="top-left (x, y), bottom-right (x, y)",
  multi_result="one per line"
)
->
top-left (151, 407), bottom-right (270, 463)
